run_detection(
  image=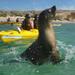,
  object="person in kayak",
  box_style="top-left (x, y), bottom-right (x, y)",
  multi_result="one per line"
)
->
top-left (16, 18), bottom-right (19, 22)
top-left (34, 14), bottom-right (39, 29)
top-left (7, 17), bottom-right (11, 22)
top-left (21, 14), bottom-right (34, 30)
